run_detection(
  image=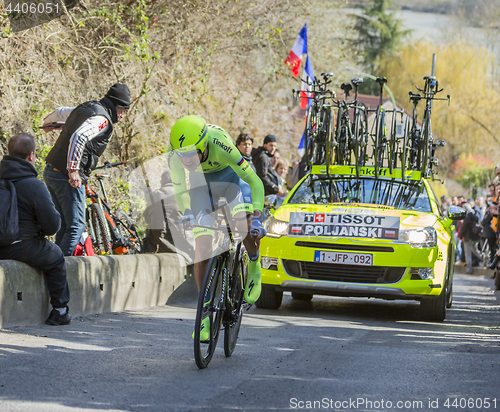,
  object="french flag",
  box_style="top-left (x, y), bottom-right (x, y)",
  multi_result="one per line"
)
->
top-left (297, 127), bottom-right (308, 158)
top-left (297, 59), bottom-right (314, 158)
top-left (284, 23), bottom-right (308, 78)
top-left (300, 55), bottom-right (315, 109)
